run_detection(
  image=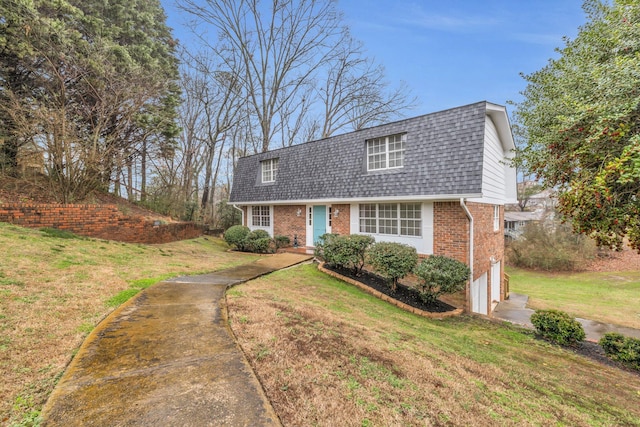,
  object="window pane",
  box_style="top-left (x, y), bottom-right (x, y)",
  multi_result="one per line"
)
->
top-left (387, 134), bottom-right (405, 168)
top-left (366, 134), bottom-right (405, 171)
top-left (252, 205), bottom-right (270, 227)
top-left (359, 204), bottom-right (377, 233)
top-left (399, 203), bottom-right (421, 236)
top-left (261, 158), bottom-right (278, 182)
top-left (378, 203), bottom-right (397, 234)
top-left (367, 138), bottom-right (387, 170)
